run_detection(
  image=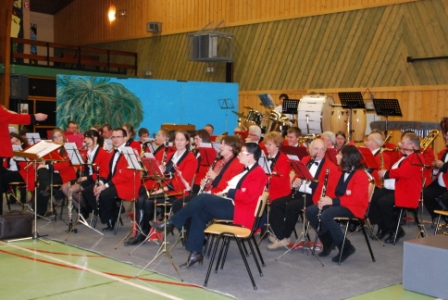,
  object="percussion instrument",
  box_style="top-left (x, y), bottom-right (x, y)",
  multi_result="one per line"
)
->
top-left (297, 95), bottom-right (334, 134)
top-left (263, 110), bottom-right (290, 133)
top-left (330, 105), bottom-right (348, 134)
top-left (351, 109), bottom-right (367, 142)
top-left (244, 109), bottom-right (264, 128)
